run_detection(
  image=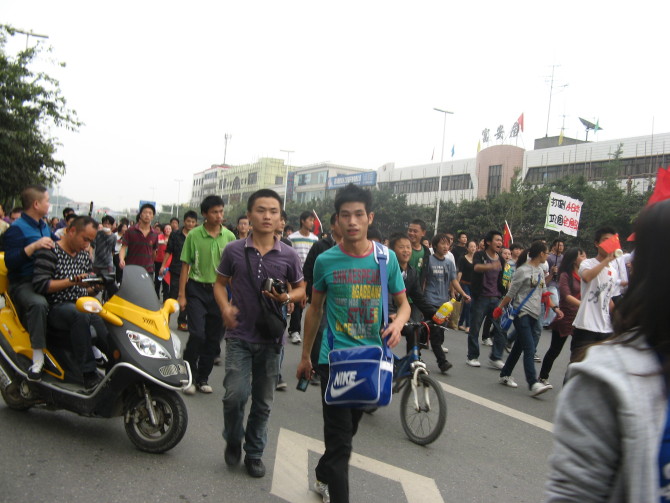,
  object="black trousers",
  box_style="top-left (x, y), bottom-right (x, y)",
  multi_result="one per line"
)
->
top-left (316, 364), bottom-right (364, 503)
top-left (288, 303), bottom-right (303, 334)
top-left (539, 329), bottom-right (568, 380)
top-left (183, 280), bottom-right (223, 384)
top-left (570, 327), bottom-right (611, 362)
top-left (168, 272), bottom-right (187, 325)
